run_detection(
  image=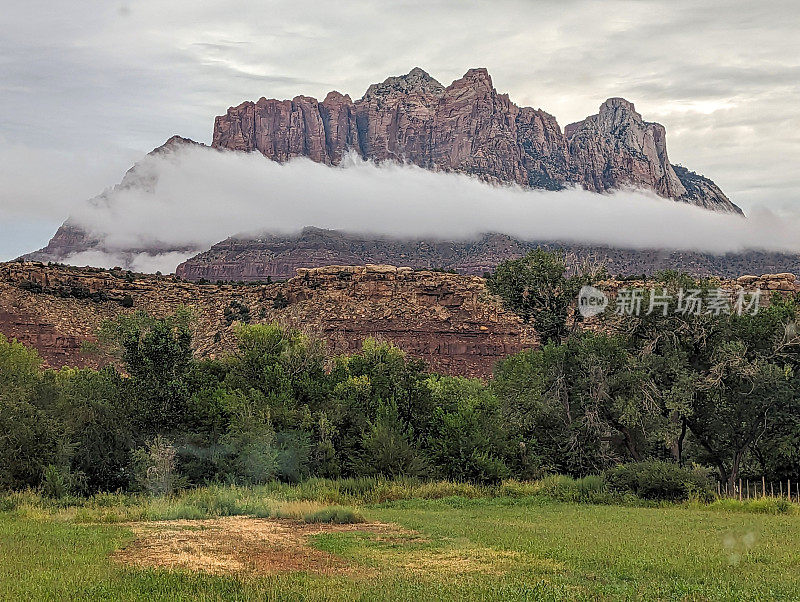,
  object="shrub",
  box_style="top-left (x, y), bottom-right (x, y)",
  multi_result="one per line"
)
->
top-left (302, 506), bottom-right (364, 524)
top-left (224, 300), bottom-right (251, 325)
top-left (132, 435), bottom-right (180, 496)
top-left (121, 294), bottom-right (134, 308)
top-left (605, 461), bottom-right (713, 502)
top-left (272, 292), bottom-right (289, 309)
top-left (709, 497), bottom-right (796, 515)
top-left (41, 465), bottom-right (84, 499)
top-left (537, 474), bottom-right (609, 503)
